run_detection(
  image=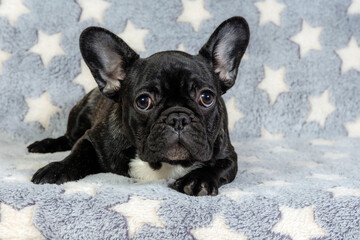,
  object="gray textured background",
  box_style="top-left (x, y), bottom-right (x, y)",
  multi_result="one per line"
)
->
top-left (1, 0), bottom-right (359, 143)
